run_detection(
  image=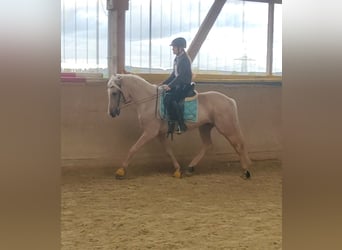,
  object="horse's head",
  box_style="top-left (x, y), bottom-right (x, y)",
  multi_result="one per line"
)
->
top-left (107, 74), bottom-right (156, 118)
top-left (107, 74), bottom-right (125, 117)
